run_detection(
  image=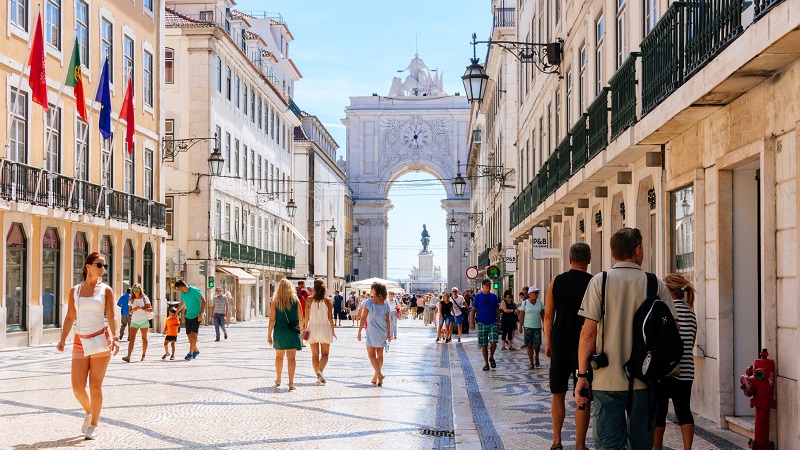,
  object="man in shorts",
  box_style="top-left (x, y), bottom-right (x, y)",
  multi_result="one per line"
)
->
top-left (543, 242), bottom-right (593, 450)
top-left (174, 280), bottom-right (206, 361)
top-left (470, 279), bottom-right (500, 371)
top-left (333, 290), bottom-right (344, 326)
